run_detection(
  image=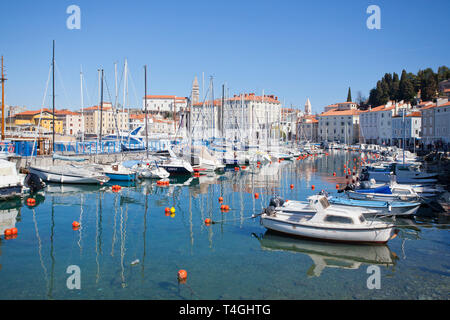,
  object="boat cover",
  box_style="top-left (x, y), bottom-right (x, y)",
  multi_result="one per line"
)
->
top-left (356, 185), bottom-right (392, 194)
